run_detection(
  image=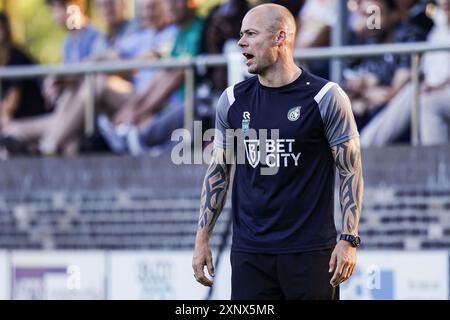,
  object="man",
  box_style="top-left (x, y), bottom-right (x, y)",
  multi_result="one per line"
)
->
top-left (98, 0), bottom-right (204, 155)
top-left (1, 0), bottom-right (176, 155)
top-left (359, 0), bottom-right (448, 146)
top-left (420, 0), bottom-right (450, 145)
top-left (42, 0), bottom-right (99, 107)
top-left (0, 0), bottom-right (96, 155)
top-left (192, 4), bottom-right (364, 300)
top-left (358, 0), bottom-right (433, 145)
